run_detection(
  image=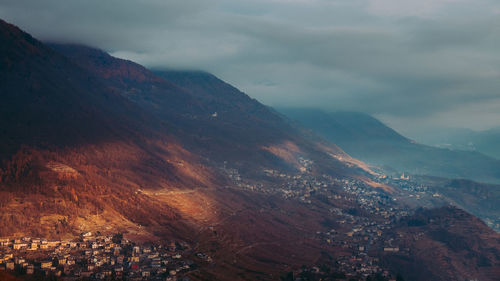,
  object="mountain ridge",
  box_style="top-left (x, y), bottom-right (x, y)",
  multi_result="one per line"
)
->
top-left (278, 107), bottom-right (500, 184)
